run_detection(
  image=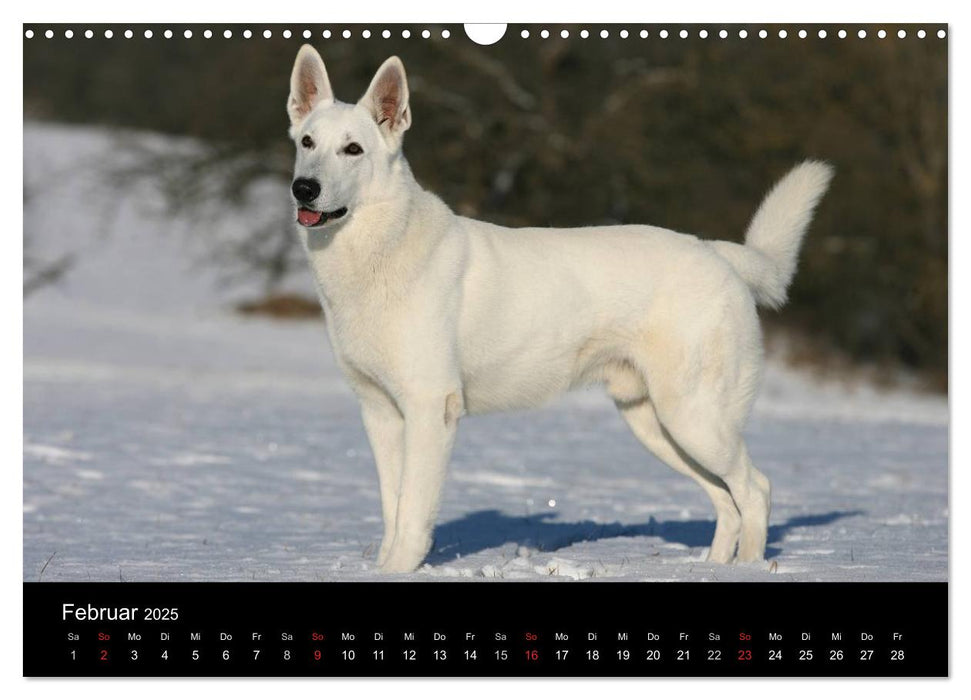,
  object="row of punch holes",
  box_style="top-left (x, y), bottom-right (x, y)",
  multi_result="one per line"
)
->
top-left (24, 26), bottom-right (947, 41)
